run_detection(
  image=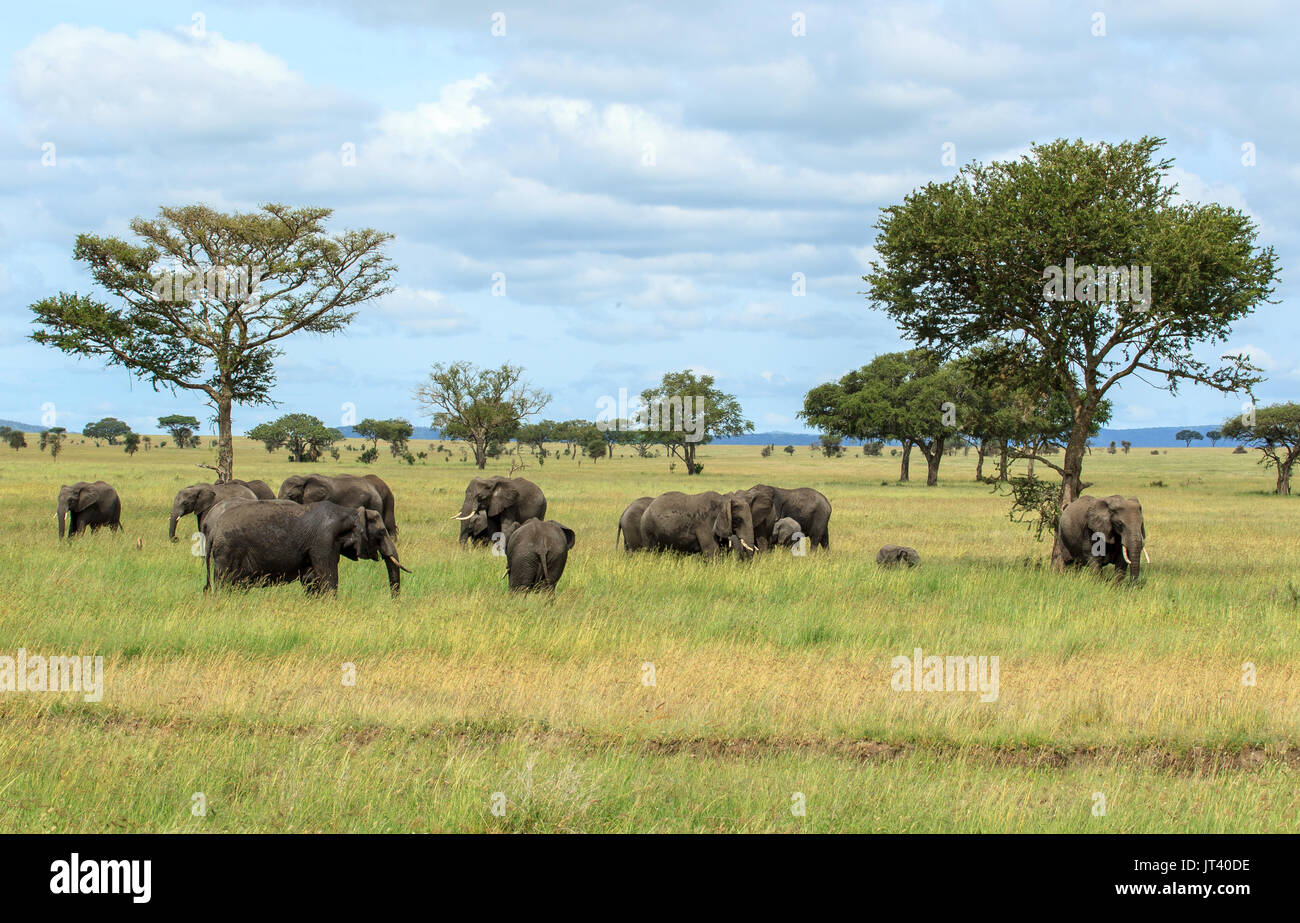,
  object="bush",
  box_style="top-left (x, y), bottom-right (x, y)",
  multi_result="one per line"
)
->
top-left (358, 447), bottom-right (378, 464)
